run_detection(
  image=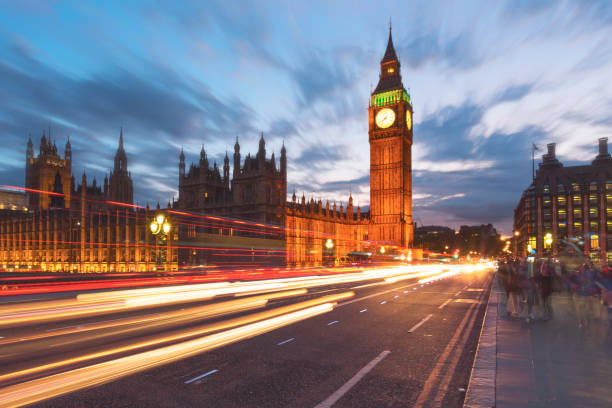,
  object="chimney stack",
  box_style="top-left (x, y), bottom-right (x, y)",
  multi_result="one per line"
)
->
top-left (546, 143), bottom-right (556, 159)
top-left (598, 137), bottom-right (609, 157)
